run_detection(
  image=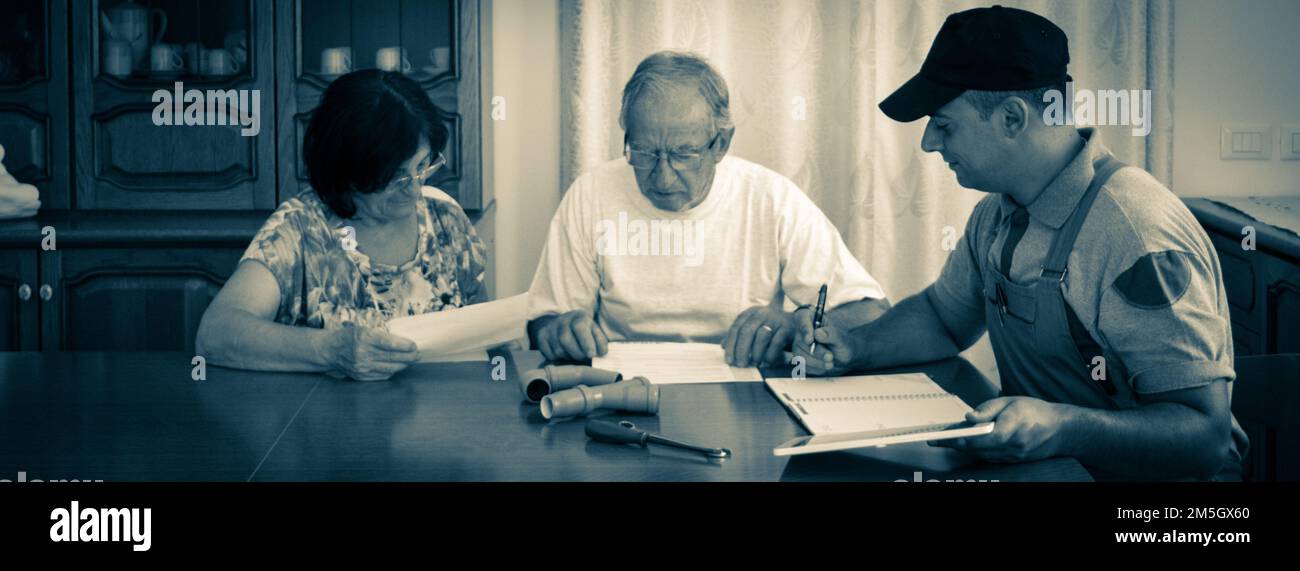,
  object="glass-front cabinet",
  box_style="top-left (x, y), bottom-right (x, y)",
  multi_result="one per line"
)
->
top-left (278, 0), bottom-right (482, 209)
top-left (0, 0), bottom-right (69, 208)
top-left (96, 0), bottom-right (254, 83)
top-left (72, 0), bottom-right (275, 209)
top-left (8, 0), bottom-right (480, 211)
